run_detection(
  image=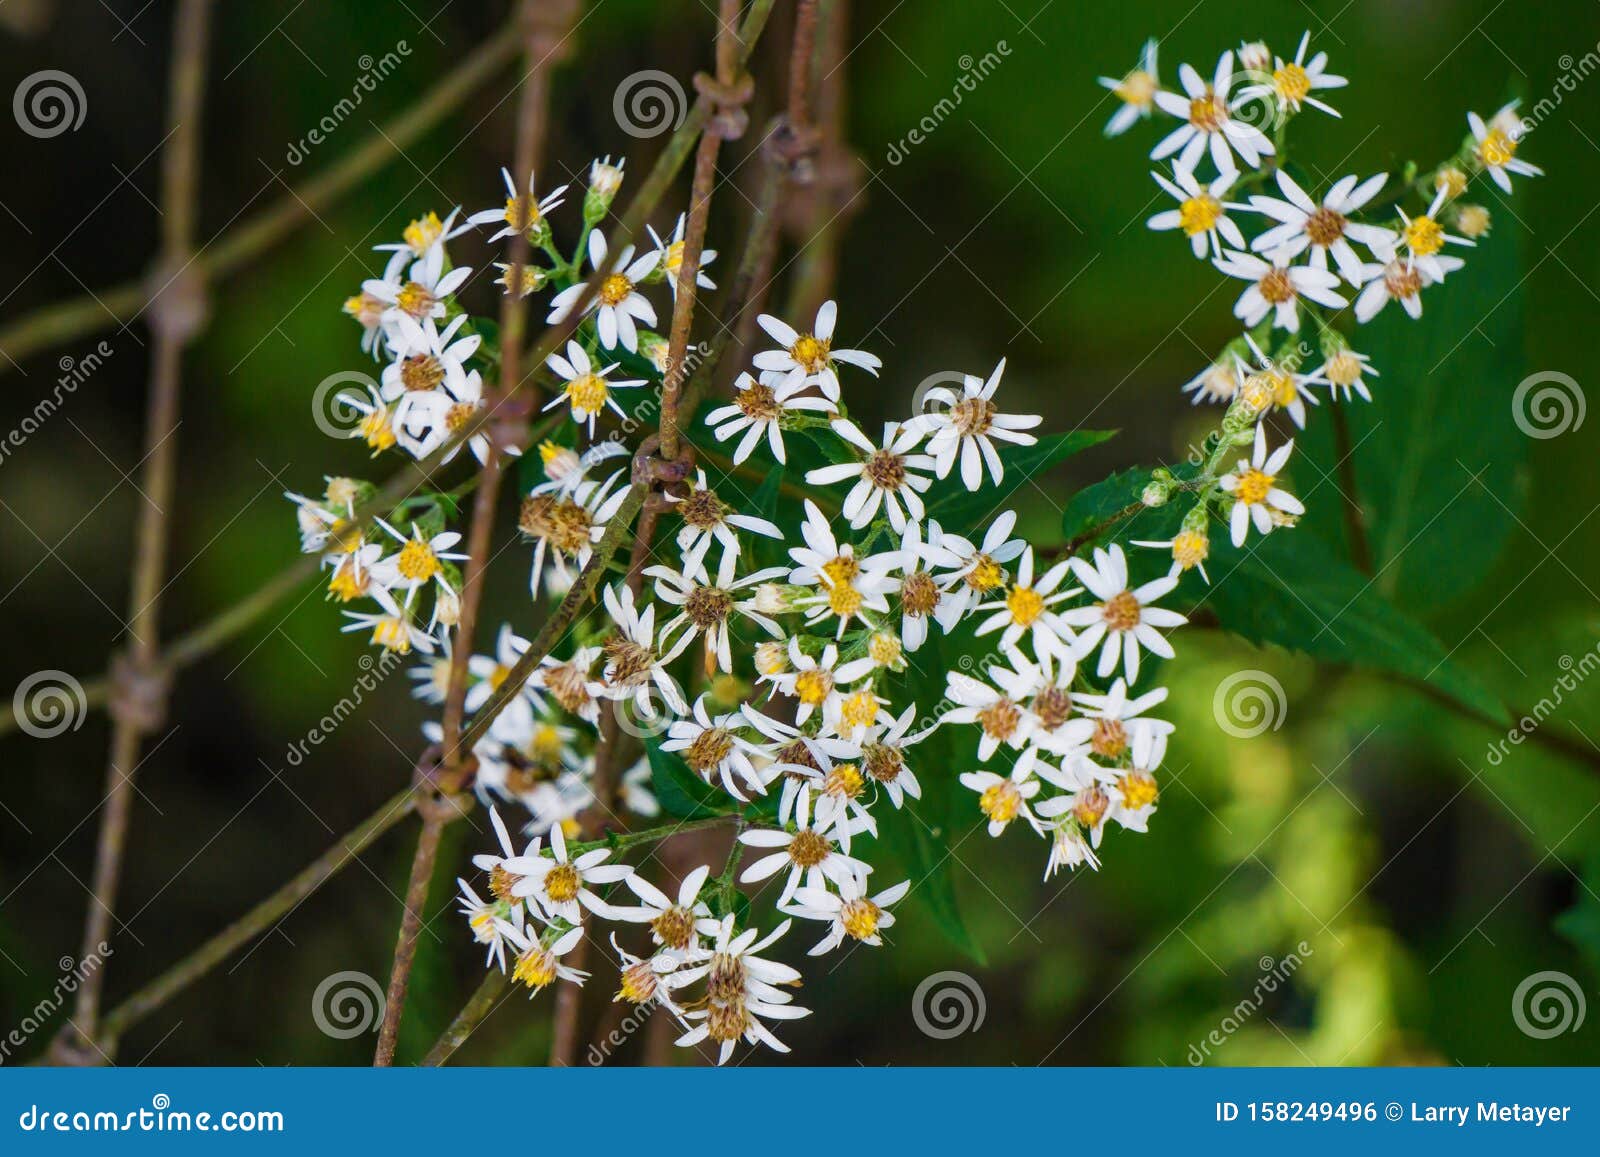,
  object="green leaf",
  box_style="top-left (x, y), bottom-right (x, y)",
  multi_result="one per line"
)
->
top-left (644, 738), bottom-right (735, 821)
top-left (1060, 460), bottom-right (1201, 547)
top-left (750, 460), bottom-right (785, 523)
top-left (926, 429), bottom-right (1118, 526)
top-left (1556, 846), bottom-right (1600, 977)
top-left (1196, 530), bottom-right (1507, 724)
top-left (1297, 224), bottom-right (1527, 614)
